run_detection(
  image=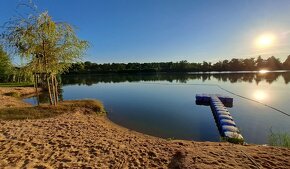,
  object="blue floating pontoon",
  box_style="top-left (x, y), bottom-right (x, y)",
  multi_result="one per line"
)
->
top-left (196, 94), bottom-right (244, 143)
